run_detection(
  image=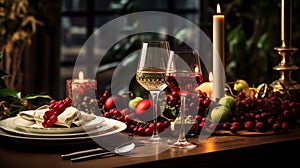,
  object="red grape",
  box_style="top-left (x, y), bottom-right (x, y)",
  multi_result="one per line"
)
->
top-left (156, 122), bottom-right (165, 132)
top-left (42, 97), bottom-right (72, 128)
top-left (144, 127), bottom-right (152, 136)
